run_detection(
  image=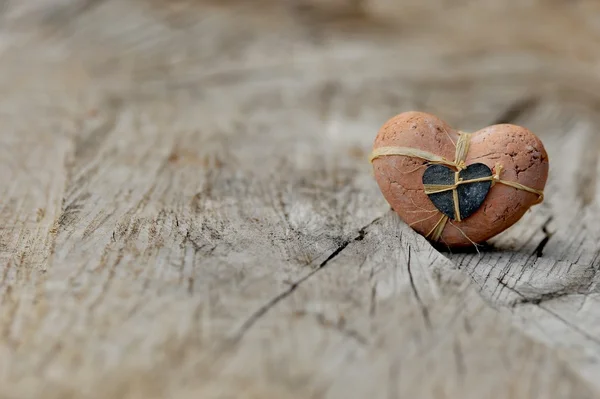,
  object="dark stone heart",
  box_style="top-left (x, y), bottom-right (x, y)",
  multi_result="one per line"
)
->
top-left (422, 163), bottom-right (492, 221)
